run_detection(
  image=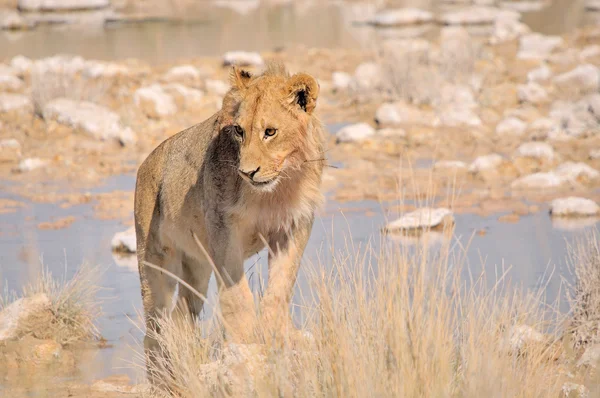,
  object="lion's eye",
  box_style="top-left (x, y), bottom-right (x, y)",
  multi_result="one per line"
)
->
top-left (234, 125), bottom-right (244, 139)
top-left (264, 128), bottom-right (277, 138)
